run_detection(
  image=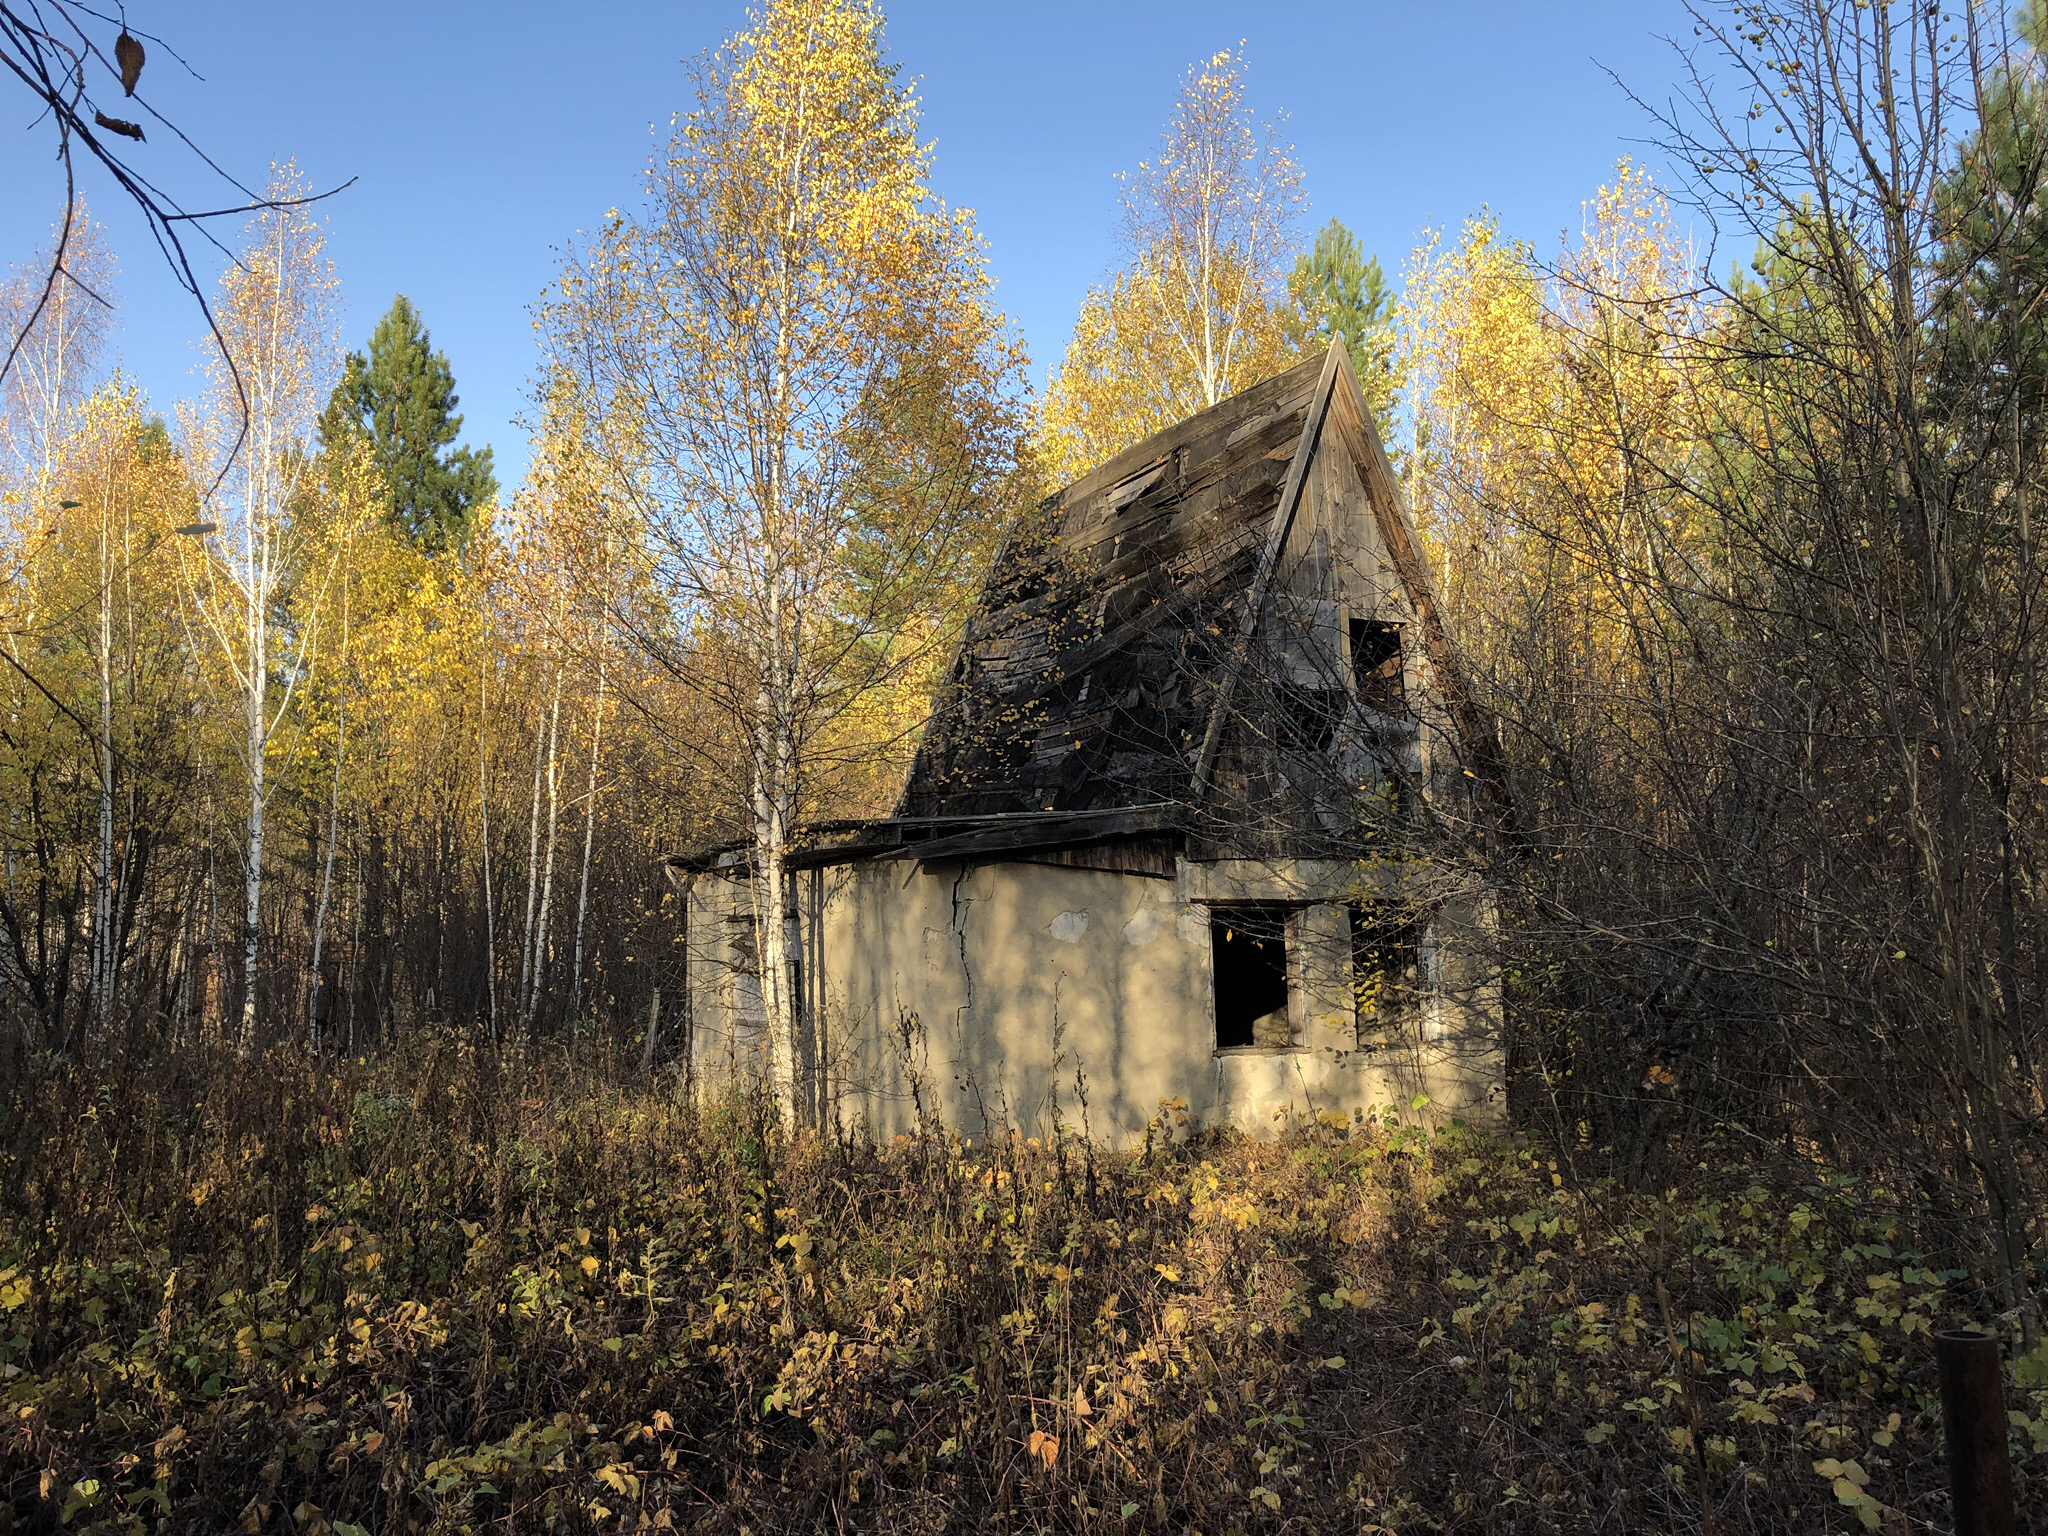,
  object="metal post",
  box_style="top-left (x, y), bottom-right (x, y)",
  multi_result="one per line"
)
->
top-left (1934, 1329), bottom-right (2015, 1536)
